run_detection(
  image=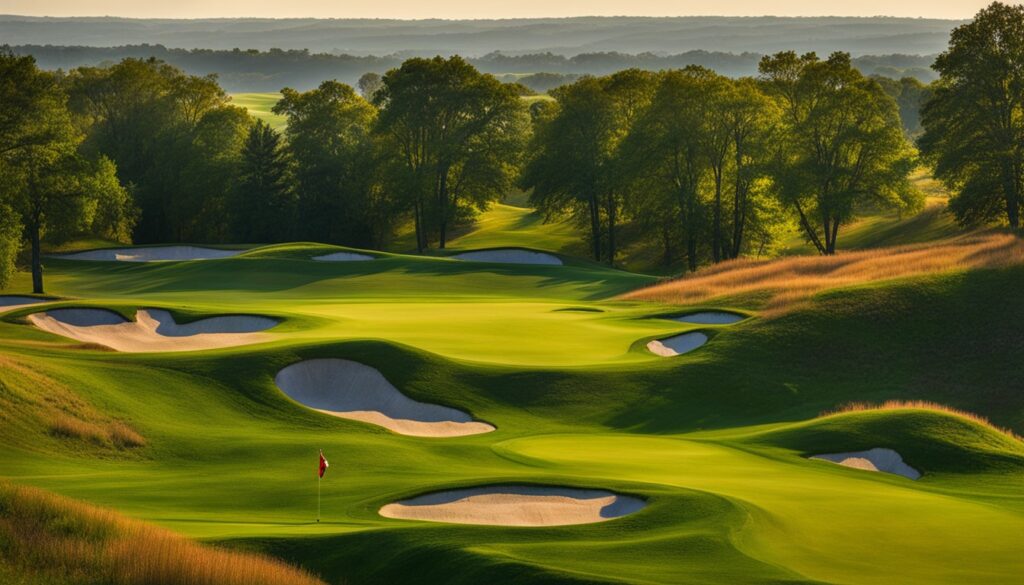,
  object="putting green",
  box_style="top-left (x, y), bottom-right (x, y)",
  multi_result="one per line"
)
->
top-left (1, 242), bottom-right (1022, 584)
